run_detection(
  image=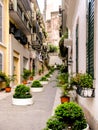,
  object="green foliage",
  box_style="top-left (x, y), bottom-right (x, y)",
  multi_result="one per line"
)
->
top-left (0, 71), bottom-right (7, 81)
top-left (21, 69), bottom-right (31, 80)
top-left (45, 116), bottom-right (65, 130)
top-left (5, 74), bottom-right (16, 86)
top-left (70, 73), bottom-right (93, 88)
top-left (79, 73), bottom-right (93, 88)
top-left (48, 44), bottom-right (58, 53)
top-left (40, 76), bottom-right (48, 81)
top-left (57, 73), bottom-right (68, 85)
top-left (31, 80), bottom-right (42, 88)
top-left (45, 73), bottom-right (50, 78)
top-left (13, 84), bottom-right (32, 98)
top-left (55, 102), bottom-right (87, 129)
